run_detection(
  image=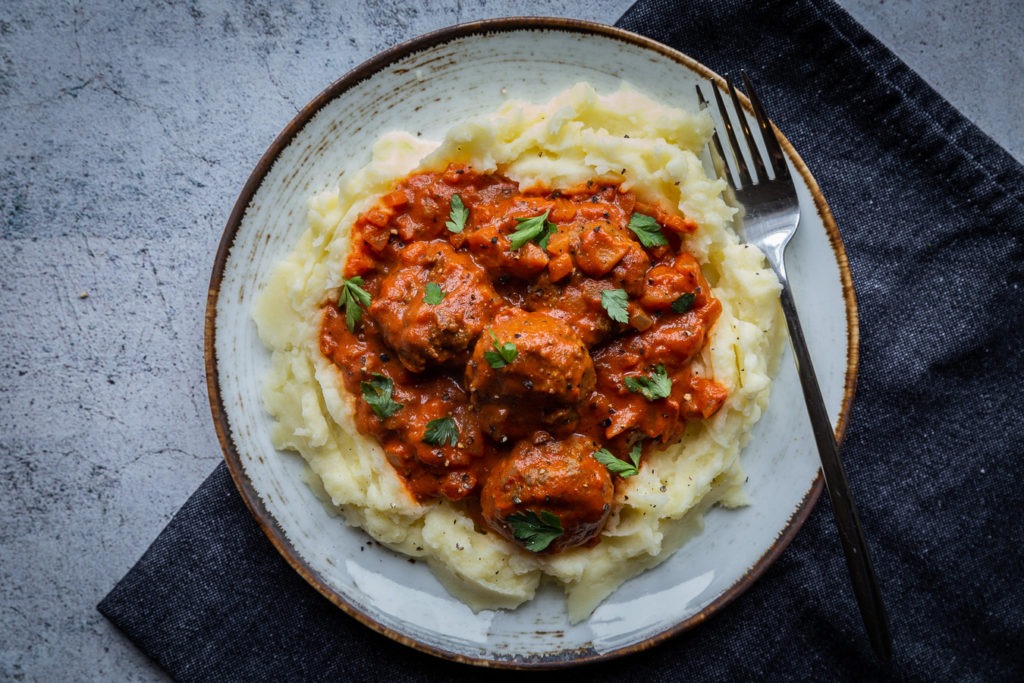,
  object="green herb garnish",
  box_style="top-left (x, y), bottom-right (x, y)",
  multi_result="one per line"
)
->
top-left (483, 328), bottom-right (518, 369)
top-left (509, 210), bottom-right (557, 250)
top-left (630, 441), bottom-right (643, 470)
top-left (338, 275), bottom-right (372, 332)
top-left (423, 282), bottom-right (446, 305)
top-left (593, 443), bottom-right (642, 478)
top-left (671, 292), bottom-right (696, 314)
top-left (624, 364), bottom-right (672, 401)
top-left (537, 222), bottom-right (558, 250)
top-left (601, 288), bottom-right (630, 324)
top-left (506, 510), bottom-right (563, 552)
top-left (627, 212), bottom-right (669, 247)
top-left (360, 373), bottom-right (402, 419)
top-left (446, 194), bottom-right (469, 233)
top-left (423, 416), bottom-right (459, 447)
